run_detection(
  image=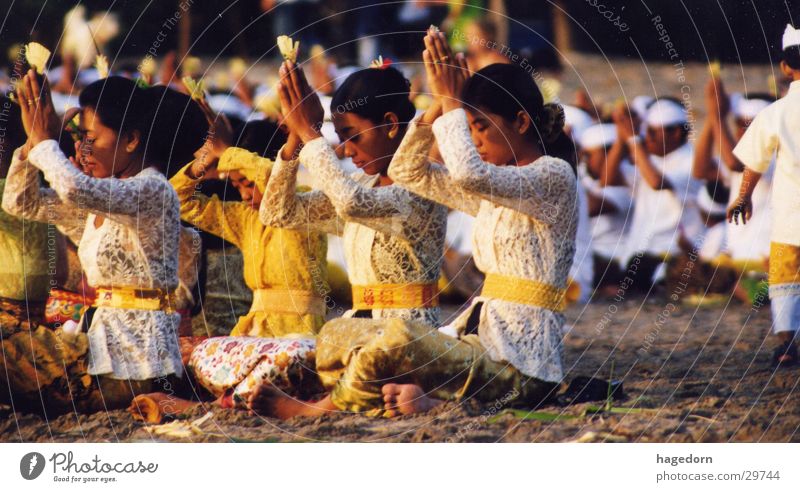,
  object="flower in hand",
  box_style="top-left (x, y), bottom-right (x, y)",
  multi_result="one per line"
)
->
top-left (17, 70), bottom-right (62, 148)
top-left (276, 60), bottom-right (324, 144)
top-left (422, 30), bottom-right (469, 113)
